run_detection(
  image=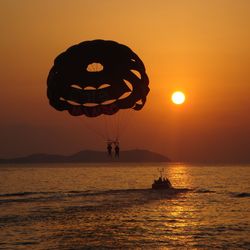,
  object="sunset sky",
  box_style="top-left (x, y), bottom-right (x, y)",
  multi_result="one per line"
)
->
top-left (0, 0), bottom-right (250, 162)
